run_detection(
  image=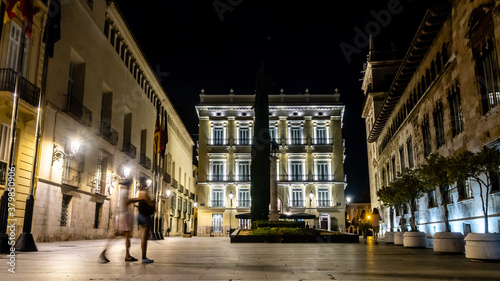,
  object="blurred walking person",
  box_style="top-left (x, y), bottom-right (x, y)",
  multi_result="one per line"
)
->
top-left (137, 177), bottom-right (155, 264)
top-left (99, 178), bottom-right (137, 262)
top-left (372, 208), bottom-right (382, 244)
